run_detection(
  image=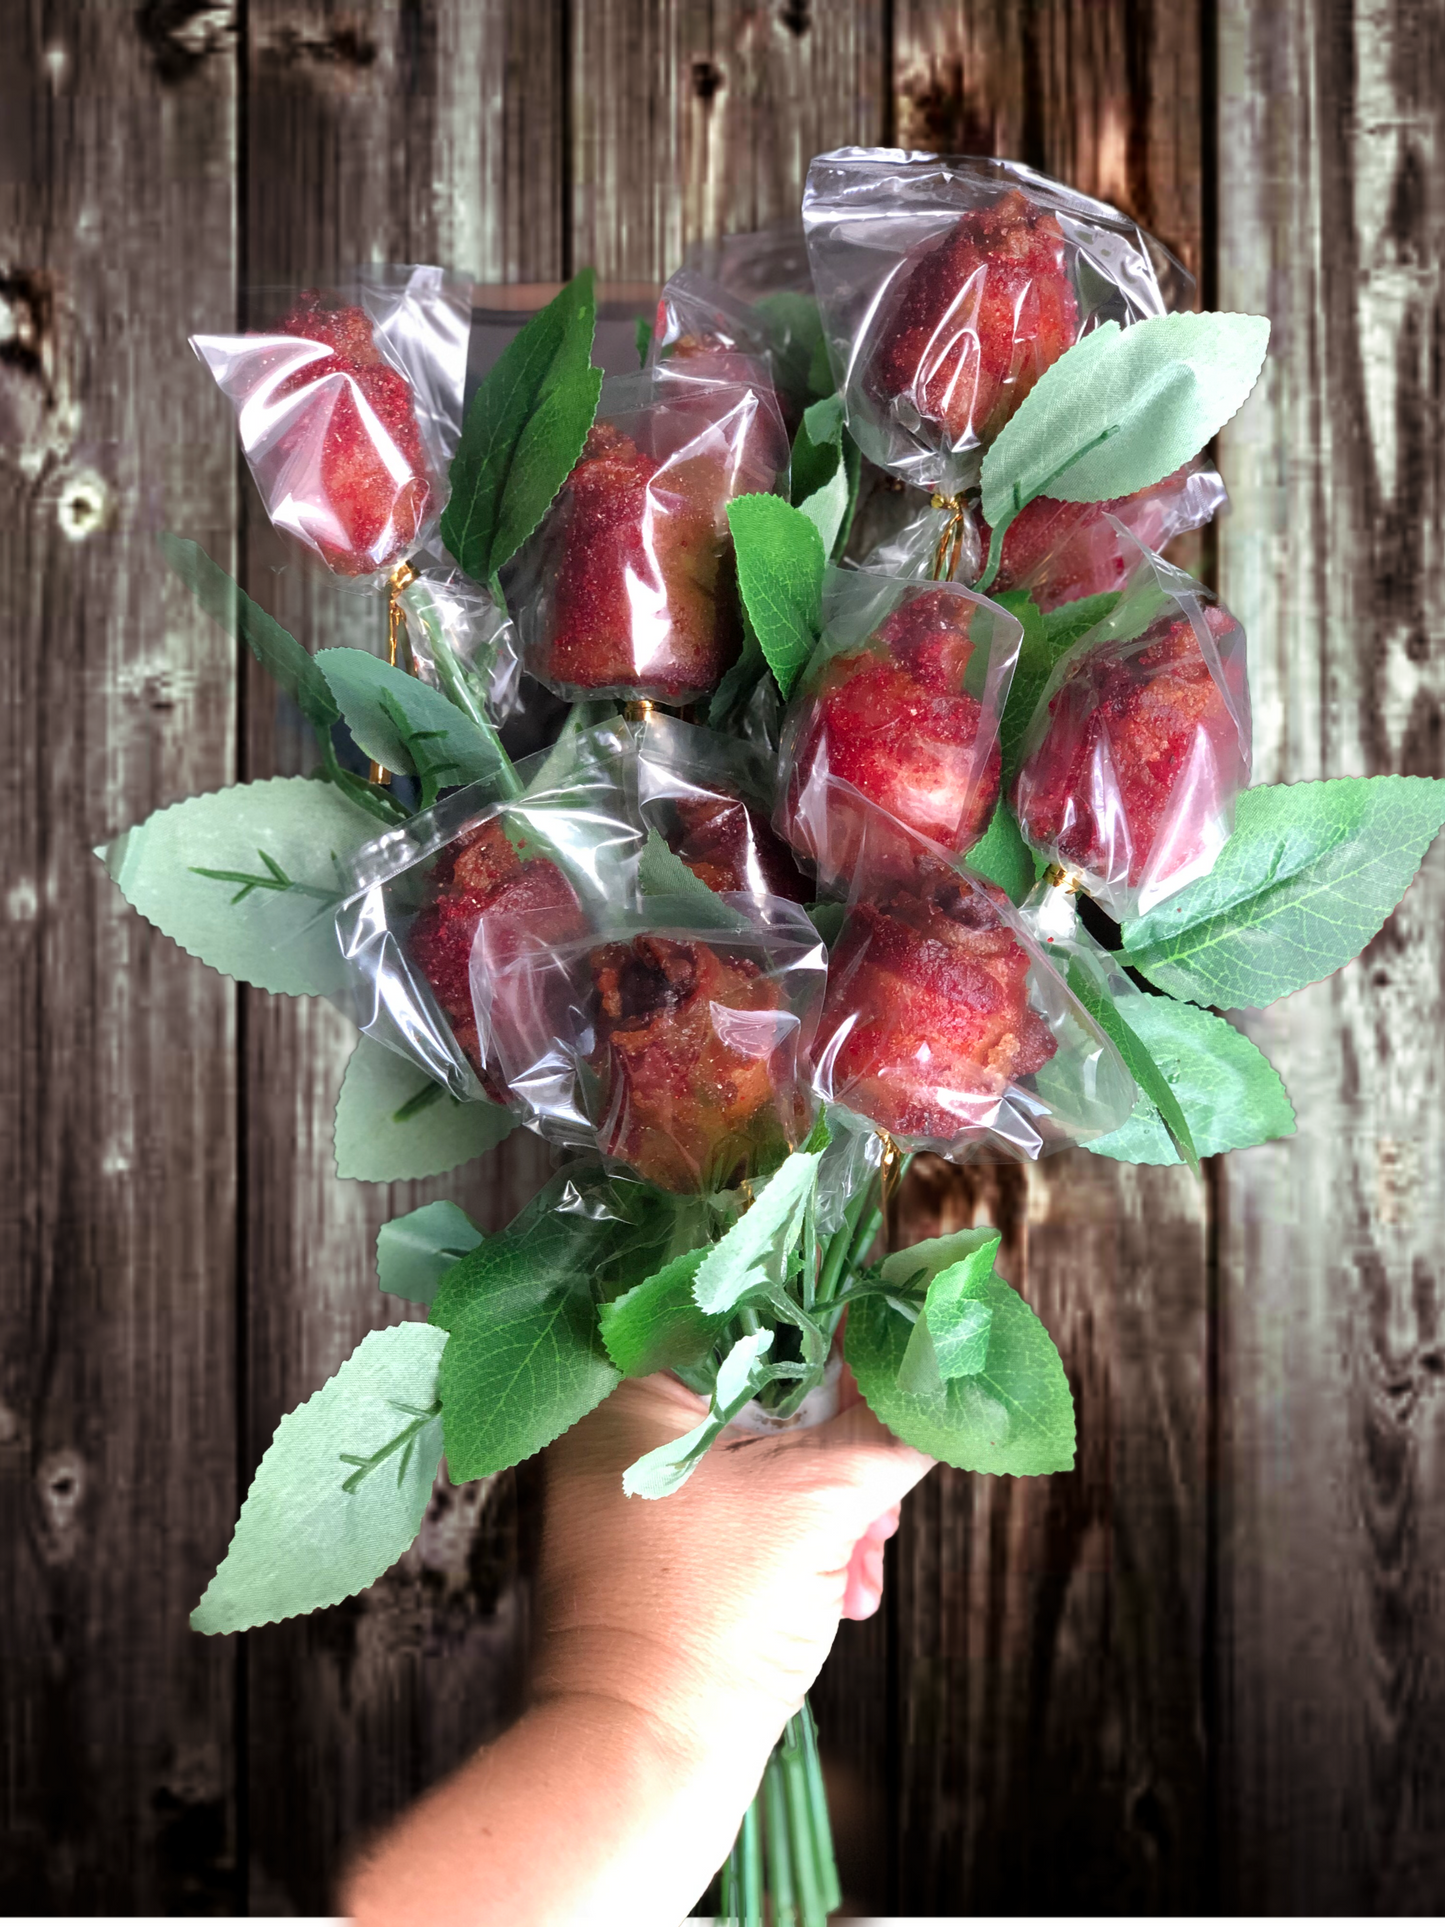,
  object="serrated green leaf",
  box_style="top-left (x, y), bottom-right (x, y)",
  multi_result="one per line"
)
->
top-left (335, 1036), bottom-right (513, 1183)
top-left (981, 312), bottom-right (1270, 532)
top-left (925, 1237), bottom-right (1001, 1378)
top-left (1086, 998), bottom-right (1295, 1166)
top-left (192, 1322), bottom-right (446, 1634)
top-left (994, 589), bottom-right (1122, 784)
top-left (965, 801), bottom-right (1034, 904)
top-left (1066, 959), bottom-right (1199, 1173)
top-left (100, 777), bottom-right (375, 996)
top-left (726, 494), bottom-right (824, 702)
top-left (622, 1329), bottom-right (774, 1498)
top-left (692, 1149), bottom-right (823, 1316)
top-left (847, 1264), bottom-right (1074, 1476)
top-left (441, 271), bottom-right (603, 583)
top-left (791, 396), bottom-right (860, 562)
top-left (879, 1225), bottom-right (999, 1292)
top-left (376, 1201), bottom-right (484, 1305)
top-left (599, 1248), bottom-right (725, 1378)
top-left (160, 533), bottom-right (339, 737)
top-left (316, 648), bottom-right (511, 802)
top-left (1121, 777), bottom-right (1445, 1010)
top-left (637, 827), bottom-right (749, 929)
